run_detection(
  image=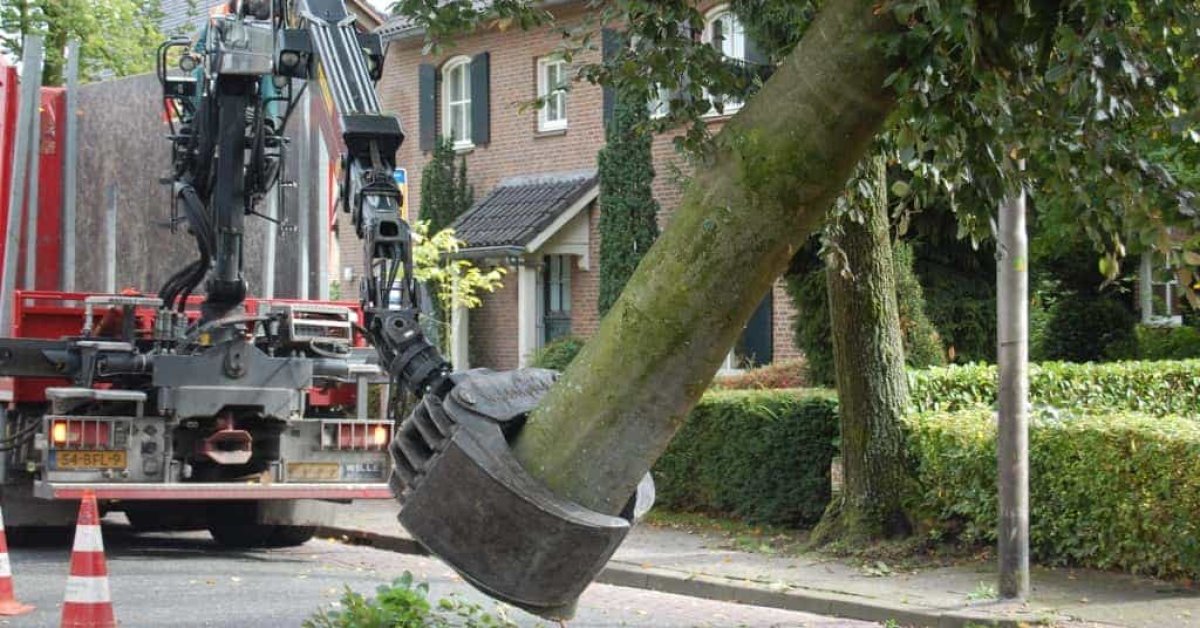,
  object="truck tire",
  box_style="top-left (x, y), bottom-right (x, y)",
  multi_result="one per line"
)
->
top-left (207, 523), bottom-right (315, 548)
